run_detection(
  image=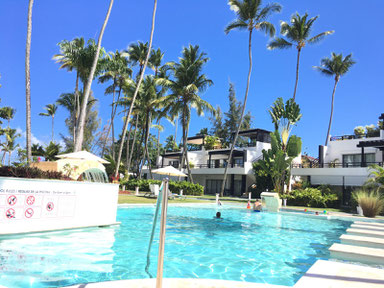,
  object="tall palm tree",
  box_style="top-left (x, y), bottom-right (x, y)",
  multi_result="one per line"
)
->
top-left (314, 52), bottom-right (355, 146)
top-left (53, 37), bottom-right (85, 140)
top-left (157, 45), bottom-right (214, 182)
top-left (149, 48), bottom-right (164, 76)
top-left (114, 0), bottom-right (158, 178)
top-left (268, 13), bottom-right (334, 101)
top-left (221, 0), bottom-right (281, 196)
top-left (126, 41), bottom-right (150, 78)
top-left (98, 50), bottom-right (132, 159)
top-left (25, 0), bottom-right (34, 165)
top-left (39, 104), bottom-right (58, 142)
top-left (74, 0), bottom-right (114, 152)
